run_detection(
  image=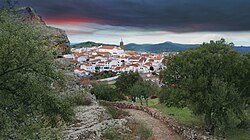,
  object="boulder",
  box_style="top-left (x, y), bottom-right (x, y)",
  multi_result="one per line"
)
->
top-left (65, 105), bottom-right (129, 140)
